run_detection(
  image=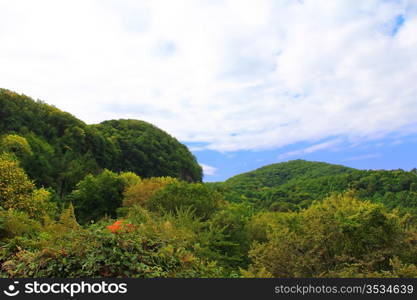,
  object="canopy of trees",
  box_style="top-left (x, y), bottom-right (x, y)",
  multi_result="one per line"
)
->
top-left (94, 120), bottom-right (202, 182)
top-left (211, 160), bottom-right (417, 218)
top-left (0, 88), bottom-right (202, 199)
